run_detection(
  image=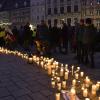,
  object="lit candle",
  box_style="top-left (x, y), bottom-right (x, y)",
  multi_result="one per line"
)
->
top-left (85, 98), bottom-right (90, 100)
top-left (57, 77), bottom-right (60, 82)
top-left (64, 72), bottom-right (68, 80)
top-left (99, 97), bottom-right (100, 100)
top-left (55, 93), bottom-right (60, 100)
top-left (91, 90), bottom-right (96, 96)
top-left (77, 67), bottom-right (80, 71)
top-left (28, 57), bottom-right (33, 64)
top-left (51, 81), bottom-right (55, 88)
top-left (70, 88), bottom-right (76, 95)
top-left (83, 89), bottom-right (88, 97)
top-left (80, 72), bottom-right (84, 77)
top-left (62, 81), bottom-right (66, 89)
top-left (96, 83), bottom-right (100, 91)
top-left (52, 70), bottom-right (55, 77)
top-left (72, 66), bottom-right (74, 76)
top-left (48, 66), bottom-right (52, 75)
top-left (60, 68), bottom-right (64, 77)
top-left (85, 77), bottom-right (90, 87)
top-left (57, 83), bottom-right (61, 91)
top-left (75, 73), bottom-right (79, 79)
top-left (92, 85), bottom-right (97, 91)
top-left (72, 79), bottom-right (76, 86)
top-left (41, 61), bottom-right (44, 68)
